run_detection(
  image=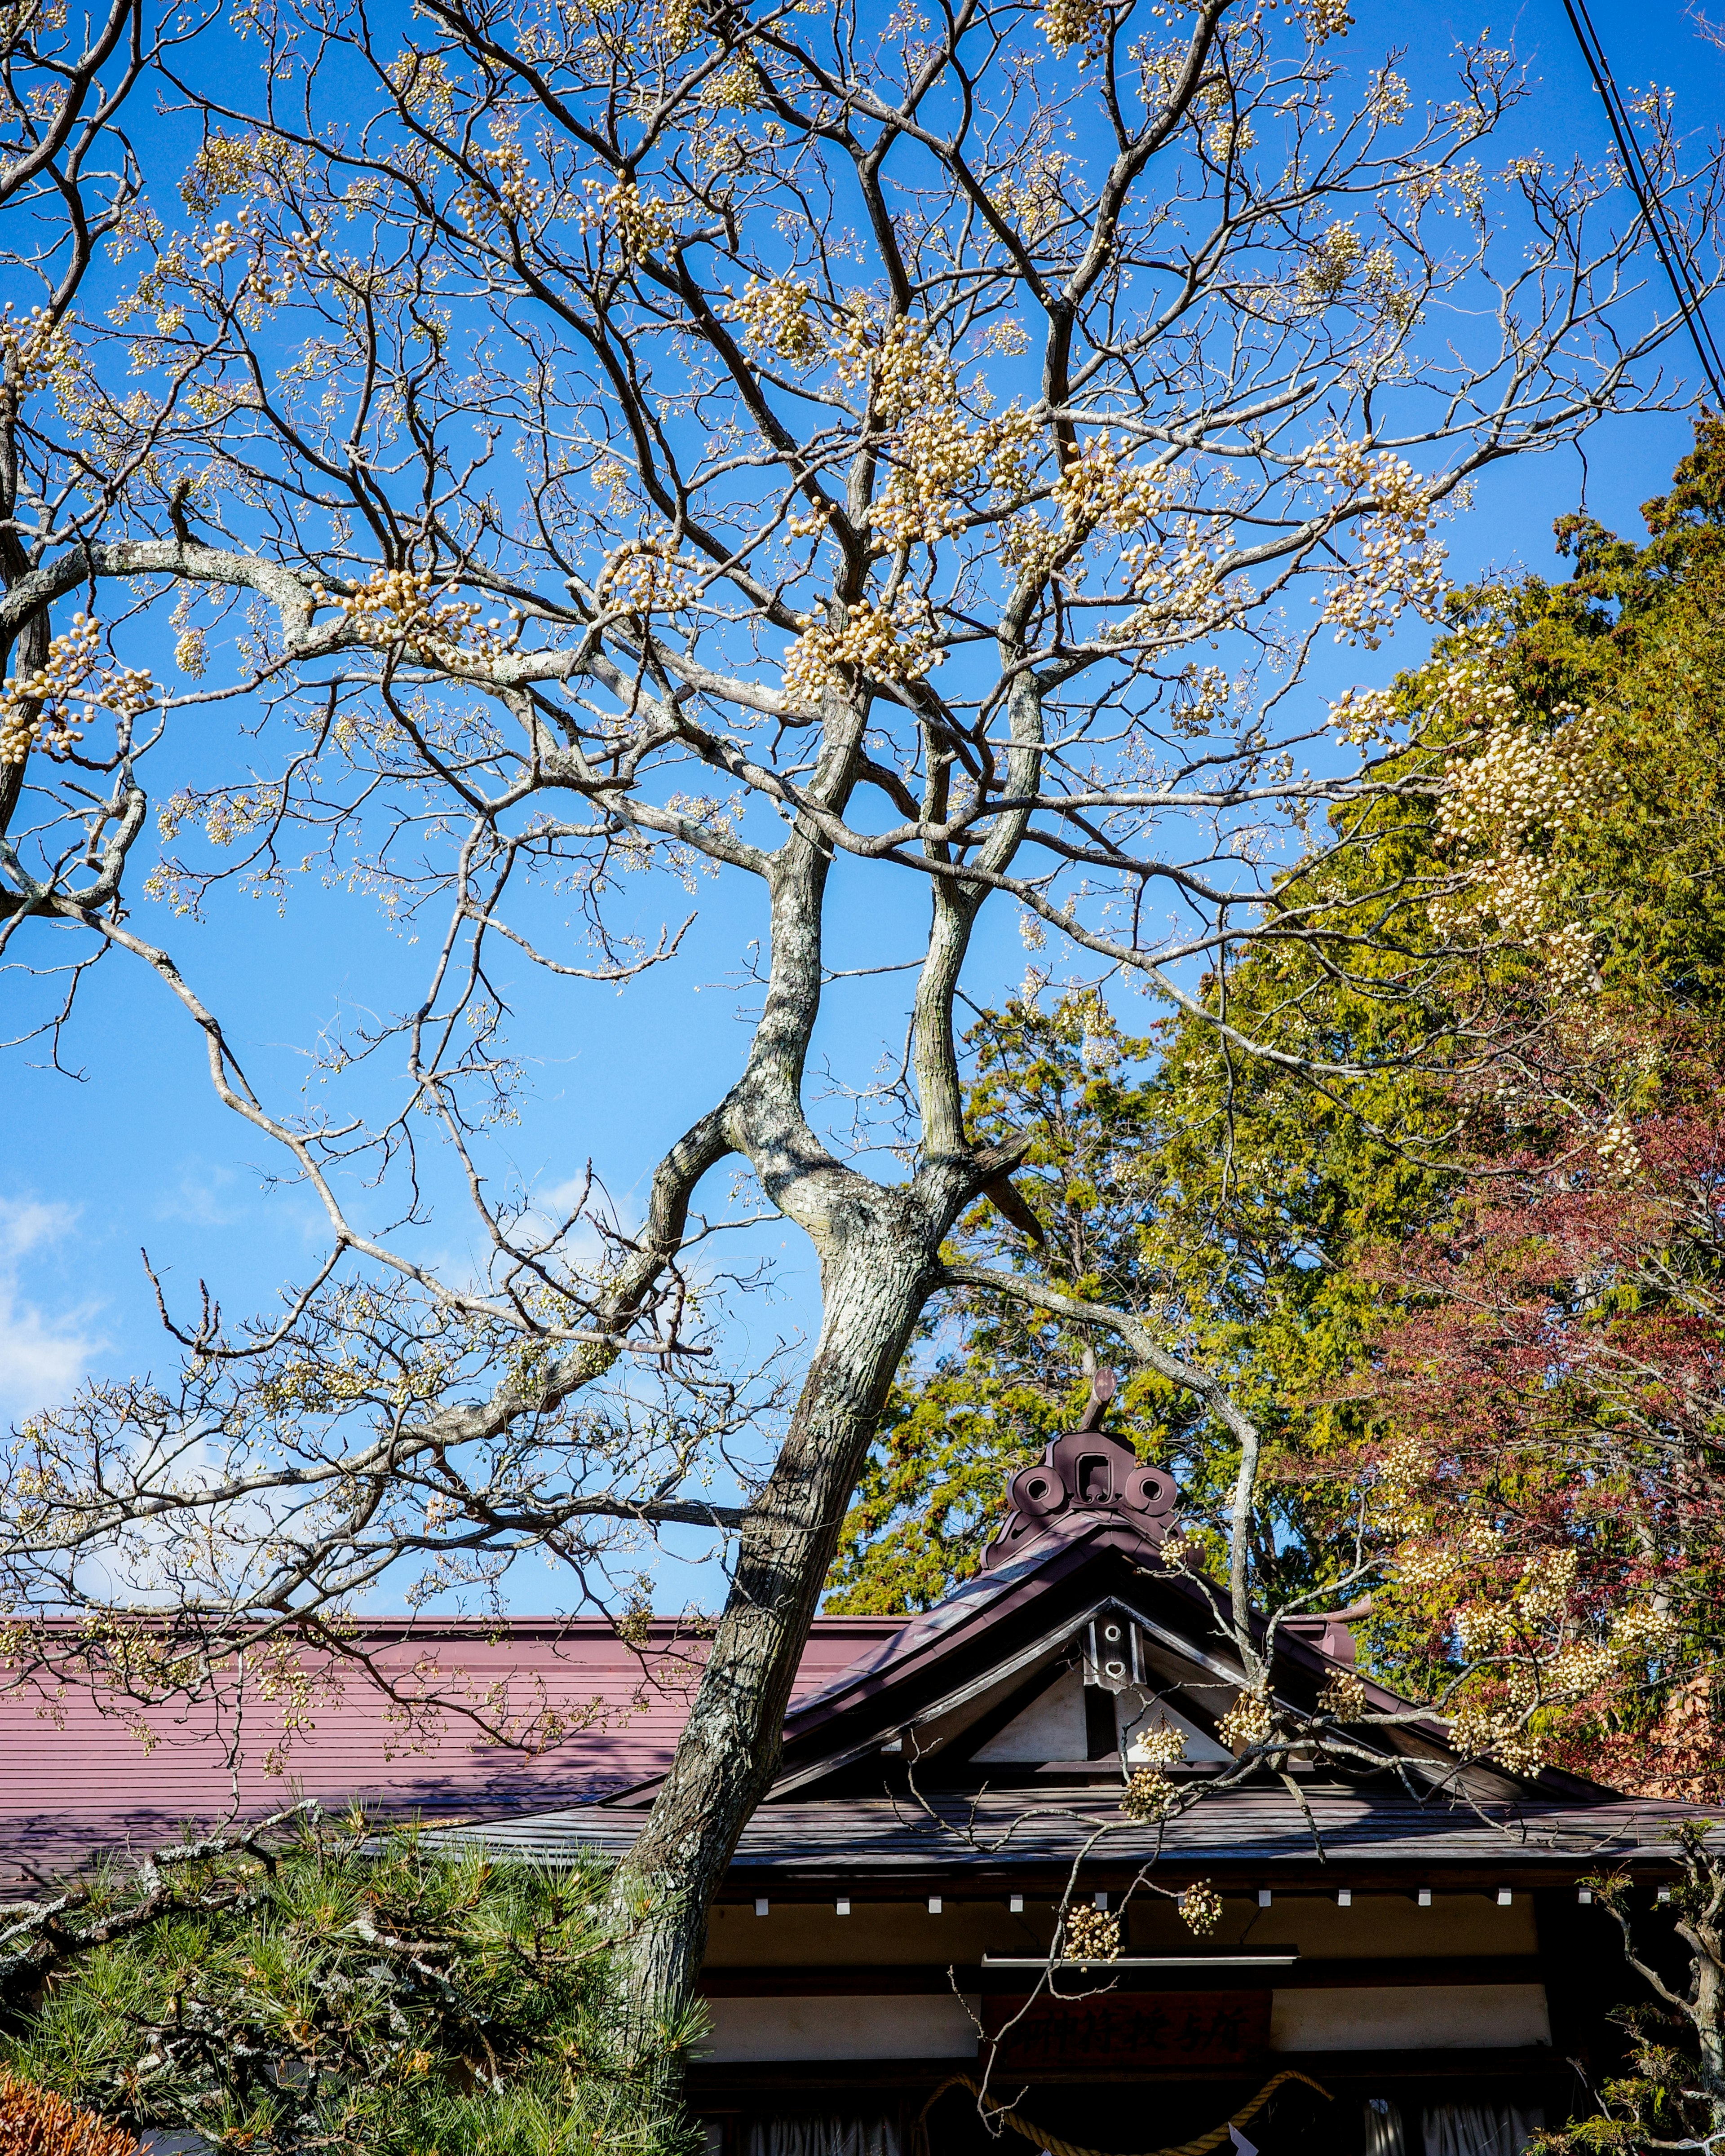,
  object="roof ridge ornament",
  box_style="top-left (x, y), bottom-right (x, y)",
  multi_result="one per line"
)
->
top-left (979, 1367), bottom-right (1179, 1571)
